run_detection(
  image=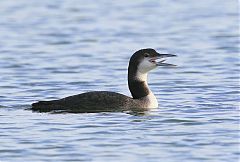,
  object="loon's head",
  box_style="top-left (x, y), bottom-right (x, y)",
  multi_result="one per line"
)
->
top-left (129, 48), bottom-right (176, 75)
